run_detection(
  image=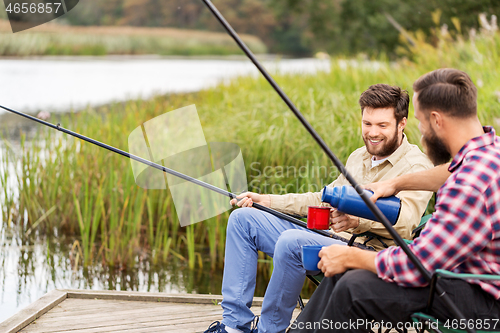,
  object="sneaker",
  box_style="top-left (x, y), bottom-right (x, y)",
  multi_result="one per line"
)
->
top-left (204, 321), bottom-right (228, 333)
top-left (250, 316), bottom-right (259, 333)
